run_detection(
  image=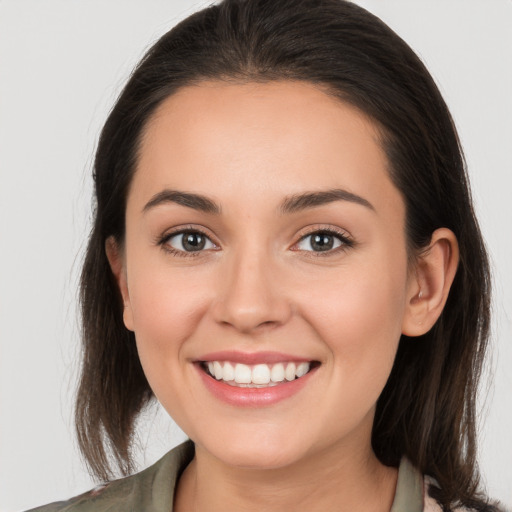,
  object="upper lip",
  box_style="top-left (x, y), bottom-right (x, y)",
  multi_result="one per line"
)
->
top-left (195, 351), bottom-right (314, 365)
